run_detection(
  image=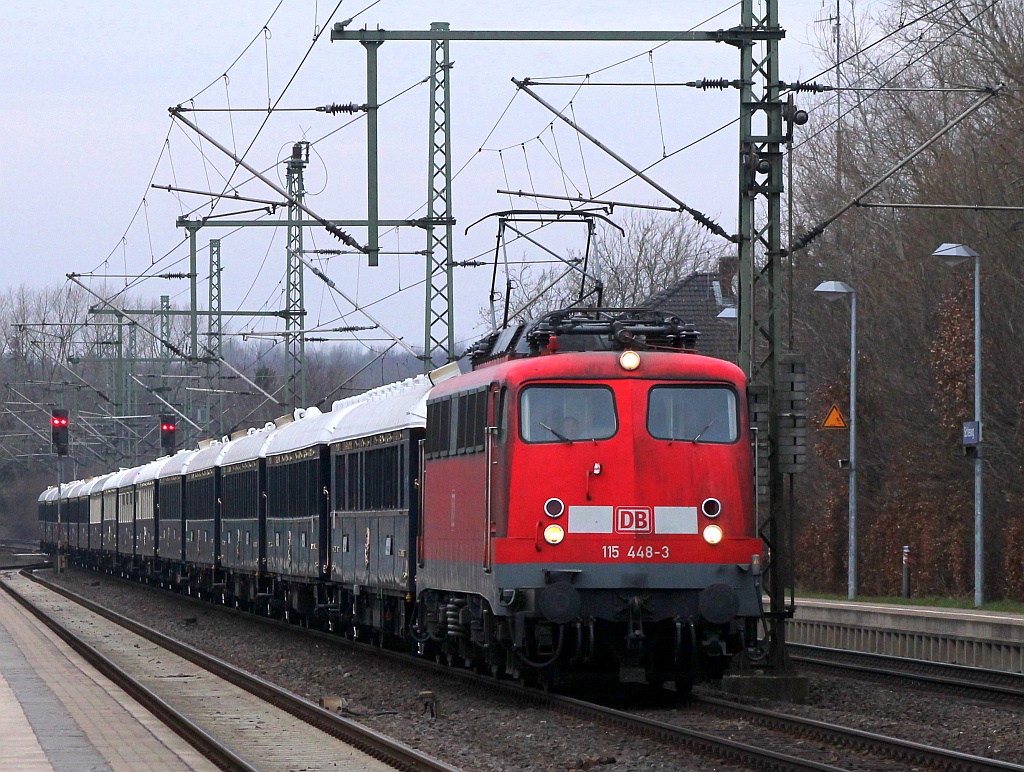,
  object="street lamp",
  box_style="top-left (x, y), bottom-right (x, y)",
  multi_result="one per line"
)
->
top-left (814, 280), bottom-right (857, 599)
top-left (931, 243), bottom-right (983, 608)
